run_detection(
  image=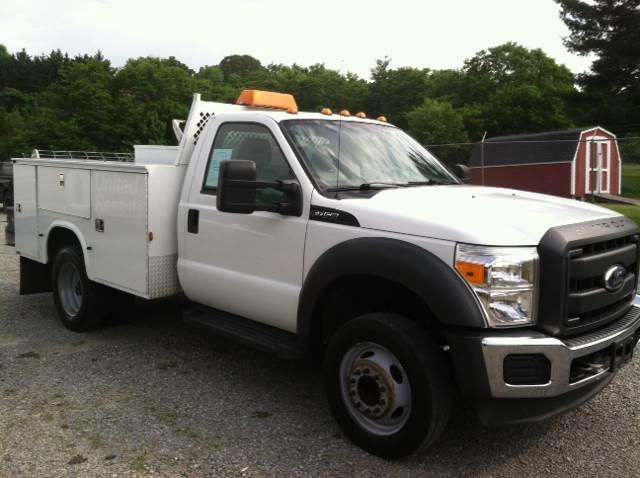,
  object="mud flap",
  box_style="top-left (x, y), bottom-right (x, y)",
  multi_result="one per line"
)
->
top-left (20, 256), bottom-right (52, 295)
